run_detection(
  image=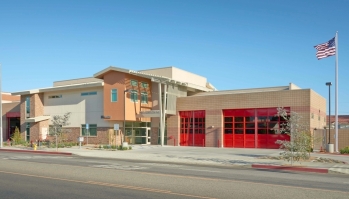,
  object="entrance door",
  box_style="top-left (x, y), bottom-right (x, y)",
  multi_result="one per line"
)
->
top-left (125, 127), bottom-right (151, 144)
top-left (146, 128), bottom-right (151, 144)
